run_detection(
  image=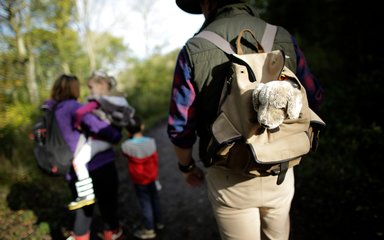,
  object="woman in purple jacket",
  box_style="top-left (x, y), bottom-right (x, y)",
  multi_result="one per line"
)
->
top-left (45, 74), bottom-right (123, 240)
